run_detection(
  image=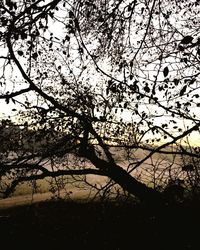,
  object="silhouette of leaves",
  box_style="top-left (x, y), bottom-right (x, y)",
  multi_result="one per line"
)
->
top-left (178, 45), bottom-right (184, 51)
top-left (182, 164), bottom-right (194, 171)
top-left (180, 36), bottom-right (193, 44)
top-left (173, 79), bottom-right (179, 86)
top-left (180, 85), bottom-right (187, 96)
top-left (143, 84), bottom-right (150, 93)
top-left (163, 67), bottom-right (169, 77)
top-left (17, 51), bottom-right (23, 56)
top-left (32, 52), bottom-right (38, 60)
